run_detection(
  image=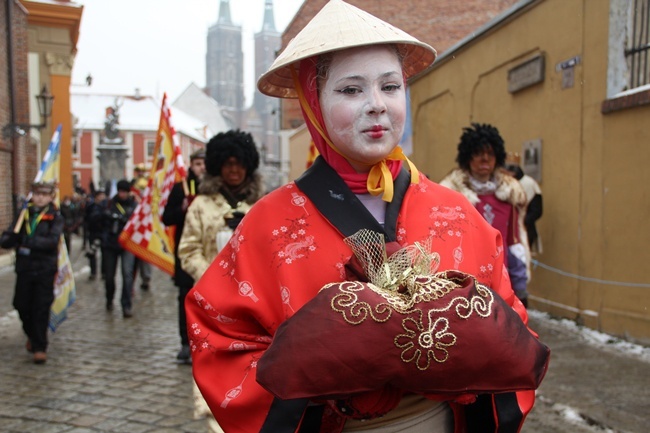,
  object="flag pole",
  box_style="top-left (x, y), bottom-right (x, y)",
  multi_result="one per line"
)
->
top-left (182, 178), bottom-right (189, 196)
top-left (14, 124), bottom-right (62, 233)
top-left (13, 205), bottom-right (29, 233)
